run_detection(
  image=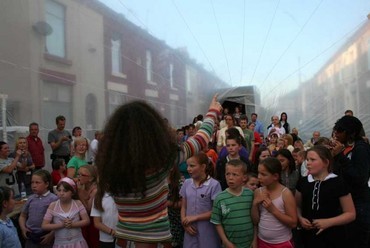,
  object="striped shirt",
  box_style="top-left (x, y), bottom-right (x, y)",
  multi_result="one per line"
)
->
top-left (114, 109), bottom-right (218, 243)
top-left (211, 188), bottom-right (254, 248)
